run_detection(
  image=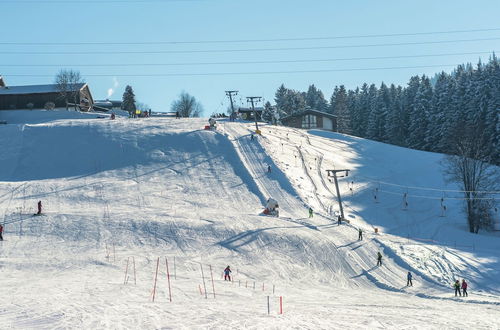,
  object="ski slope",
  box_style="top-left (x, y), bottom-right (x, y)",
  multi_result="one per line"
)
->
top-left (0, 110), bottom-right (499, 329)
